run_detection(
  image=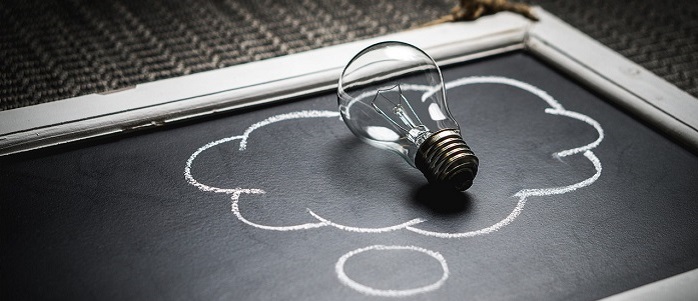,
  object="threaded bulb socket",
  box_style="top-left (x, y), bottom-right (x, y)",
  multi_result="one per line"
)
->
top-left (415, 129), bottom-right (479, 191)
